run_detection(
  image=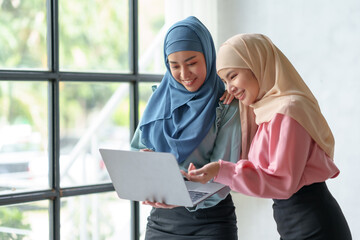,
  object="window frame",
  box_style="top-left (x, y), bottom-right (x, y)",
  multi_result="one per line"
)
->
top-left (0, 0), bottom-right (162, 239)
